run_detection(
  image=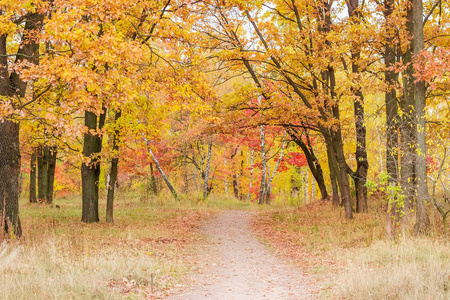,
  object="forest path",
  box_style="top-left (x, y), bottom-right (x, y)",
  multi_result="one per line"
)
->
top-left (168, 210), bottom-right (317, 299)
